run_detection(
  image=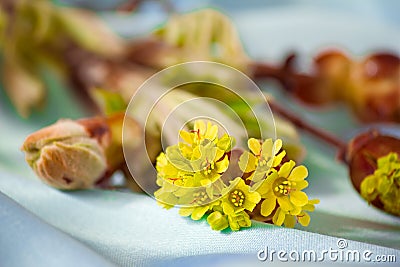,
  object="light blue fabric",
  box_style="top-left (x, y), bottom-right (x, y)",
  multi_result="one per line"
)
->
top-left (0, 192), bottom-right (116, 267)
top-left (1, 169), bottom-right (400, 266)
top-left (1, 1), bottom-right (400, 266)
